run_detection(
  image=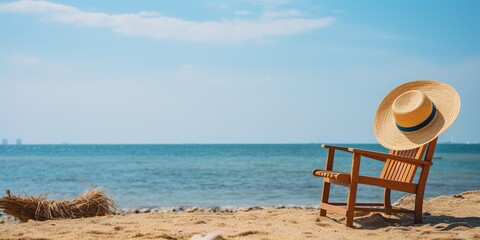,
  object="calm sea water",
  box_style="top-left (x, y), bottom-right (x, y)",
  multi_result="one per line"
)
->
top-left (0, 144), bottom-right (479, 209)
